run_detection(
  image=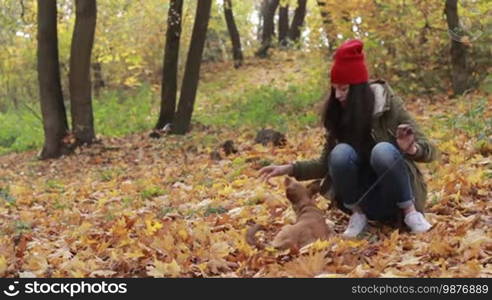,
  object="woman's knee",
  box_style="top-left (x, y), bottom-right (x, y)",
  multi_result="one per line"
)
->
top-left (329, 143), bottom-right (357, 169)
top-left (370, 142), bottom-right (401, 170)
